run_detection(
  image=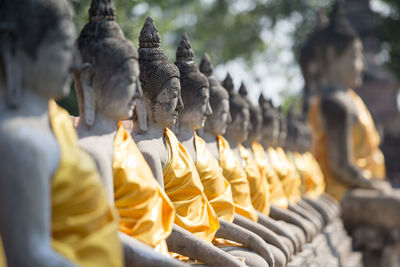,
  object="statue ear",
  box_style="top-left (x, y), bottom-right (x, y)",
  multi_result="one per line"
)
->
top-left (81, 62), bottom-right (96, 126)
top-left (0, 29), bottom-right (21, 108)
top-left (135, 97), bottom-right (148, 132)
